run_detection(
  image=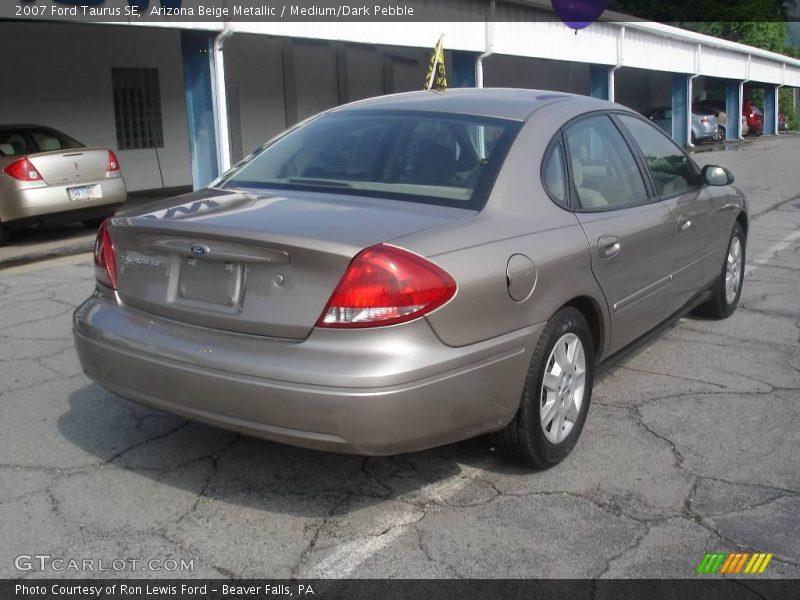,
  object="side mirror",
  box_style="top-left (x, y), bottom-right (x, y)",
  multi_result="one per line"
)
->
top-left (702, 165), bottom-right (734, 186)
